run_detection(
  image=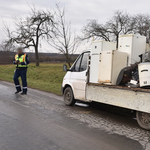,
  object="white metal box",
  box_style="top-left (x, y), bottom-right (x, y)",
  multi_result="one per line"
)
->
top-left (146, 43), bottom-right (150, 52)
top-left (138, 63), bottom-right (150, 87)
top-left (90, 41), bottom-right (116, 83)
top-left (91, 41), bottom-right (116, 54)
top-left (118, 34), bottom-right (146, 66)
top-left (98, 50), bottom-right (127, 85)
